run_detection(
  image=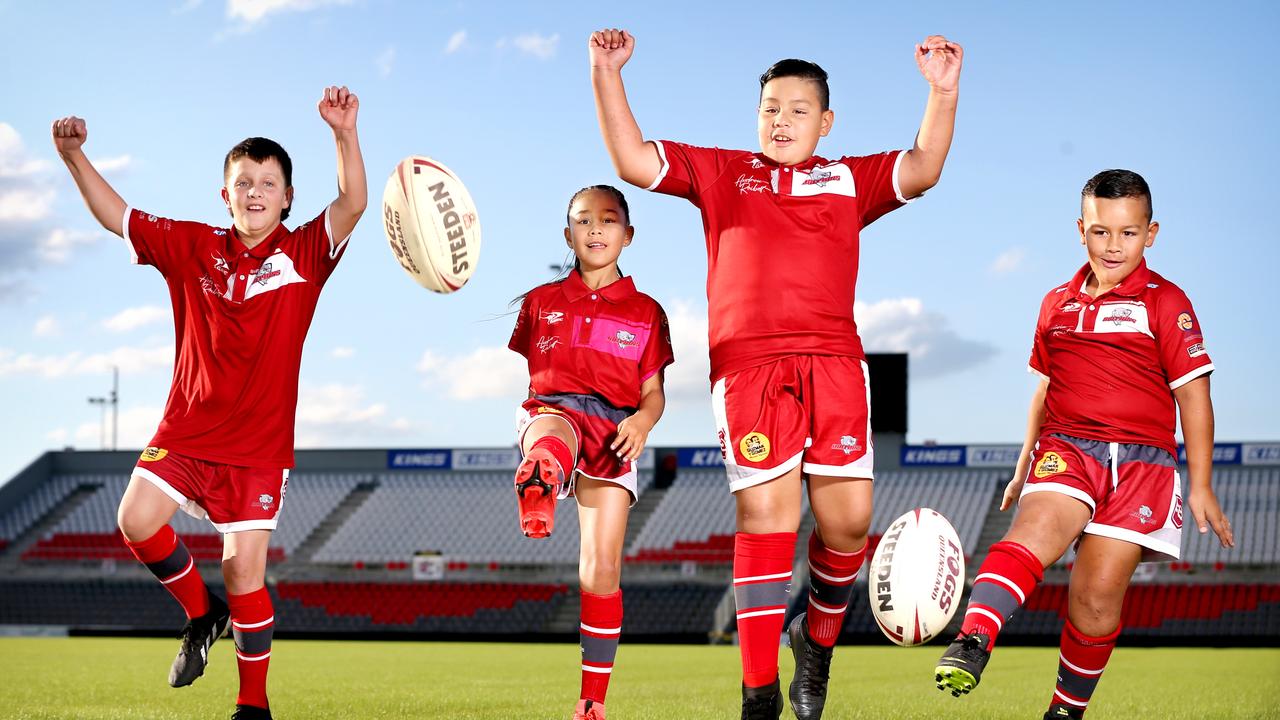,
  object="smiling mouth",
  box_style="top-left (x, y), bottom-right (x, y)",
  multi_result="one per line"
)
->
top-left (247, 204), bottom-right (266, 212)
top-left (772, 134), bottom-right (793, 145)
top-left (586, 242), bottom-right (607, 250)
